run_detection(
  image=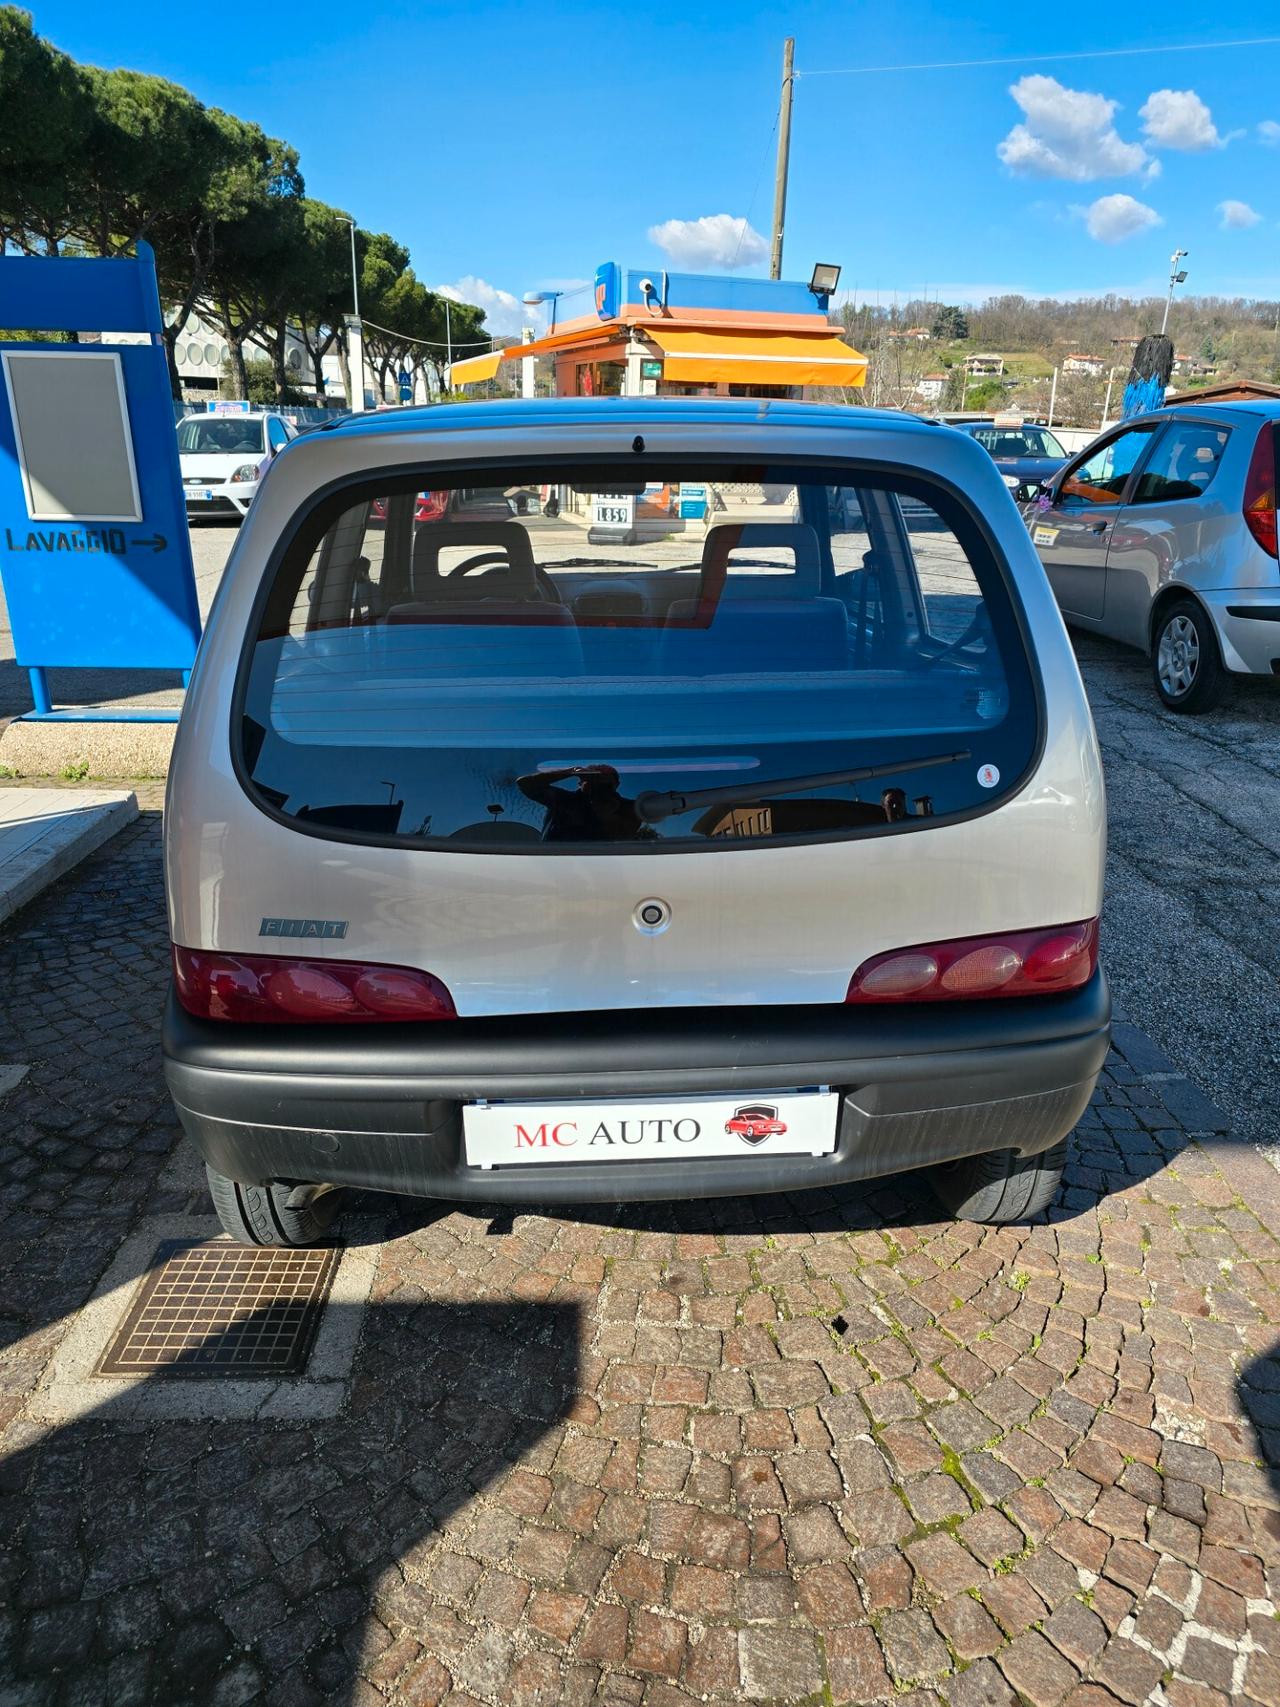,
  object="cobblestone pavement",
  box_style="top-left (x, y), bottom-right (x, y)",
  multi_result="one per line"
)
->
top-left (4, 817), bottom-right (1280, 1707)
